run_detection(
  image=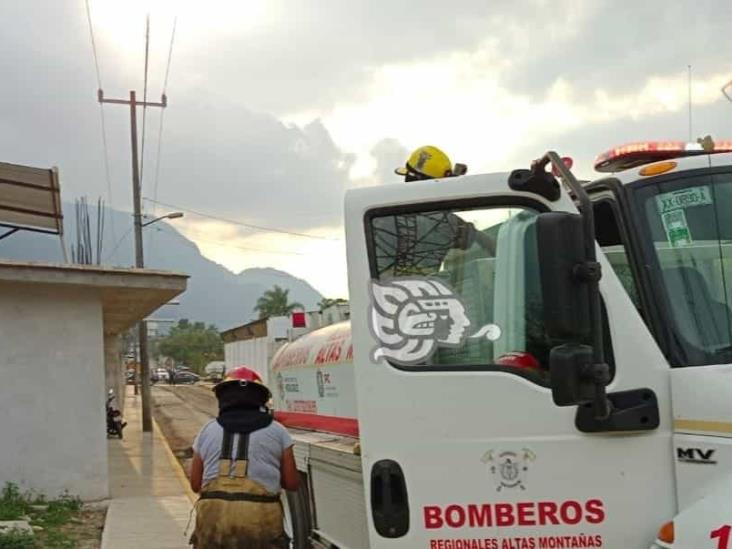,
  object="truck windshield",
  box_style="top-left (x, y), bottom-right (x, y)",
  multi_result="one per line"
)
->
top-left (631, 171), bottom-right (732, 366)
